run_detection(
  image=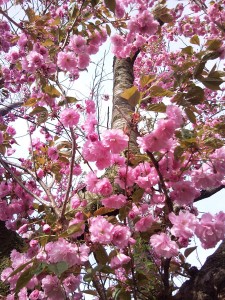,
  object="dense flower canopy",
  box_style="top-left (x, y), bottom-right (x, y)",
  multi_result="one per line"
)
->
top-left (0, 0), bottom-right (225, 299)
